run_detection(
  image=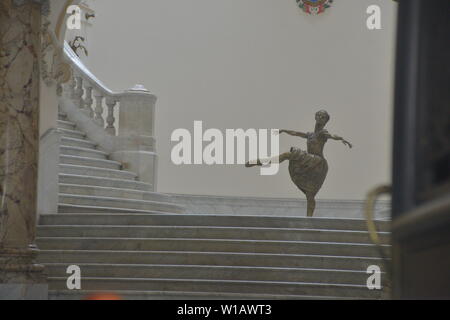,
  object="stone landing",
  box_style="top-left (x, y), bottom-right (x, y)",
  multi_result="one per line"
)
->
top-left (169, 194), bottom-right (391, 220)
